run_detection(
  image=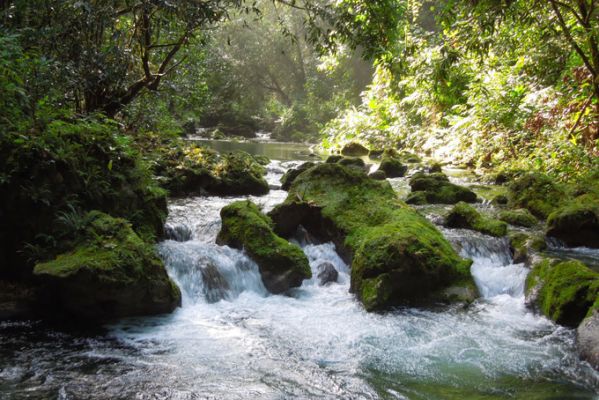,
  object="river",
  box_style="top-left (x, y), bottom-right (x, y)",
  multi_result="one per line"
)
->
top-left (1, 142), bottom-right (598, 399)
